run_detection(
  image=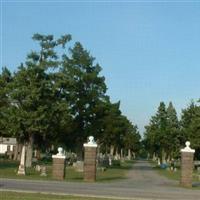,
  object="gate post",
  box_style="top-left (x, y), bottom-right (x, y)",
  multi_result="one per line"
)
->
top-left (52, 147), bottom-right (66, 180)
top-left (180, 141), bottom-right (195, 187)
top-left (83, 136), bottom-right (97, 182)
